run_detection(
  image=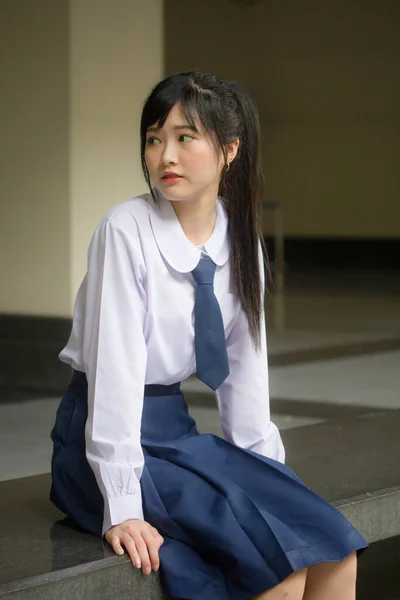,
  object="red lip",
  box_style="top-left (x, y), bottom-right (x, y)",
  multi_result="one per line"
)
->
top-left (161, 172), bottom-right (182, 179)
